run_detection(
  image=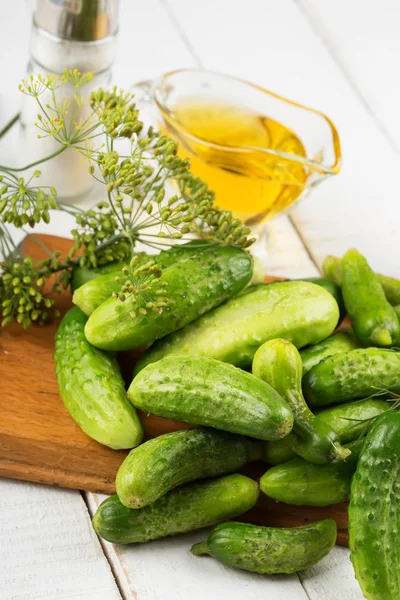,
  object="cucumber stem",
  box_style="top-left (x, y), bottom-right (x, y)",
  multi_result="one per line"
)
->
top-left (190, 541), bottom-right (210, 556)
top-left (331, 444), bottom-right (352, 461)
top-left (371, 327), bottom-right (393, 347)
